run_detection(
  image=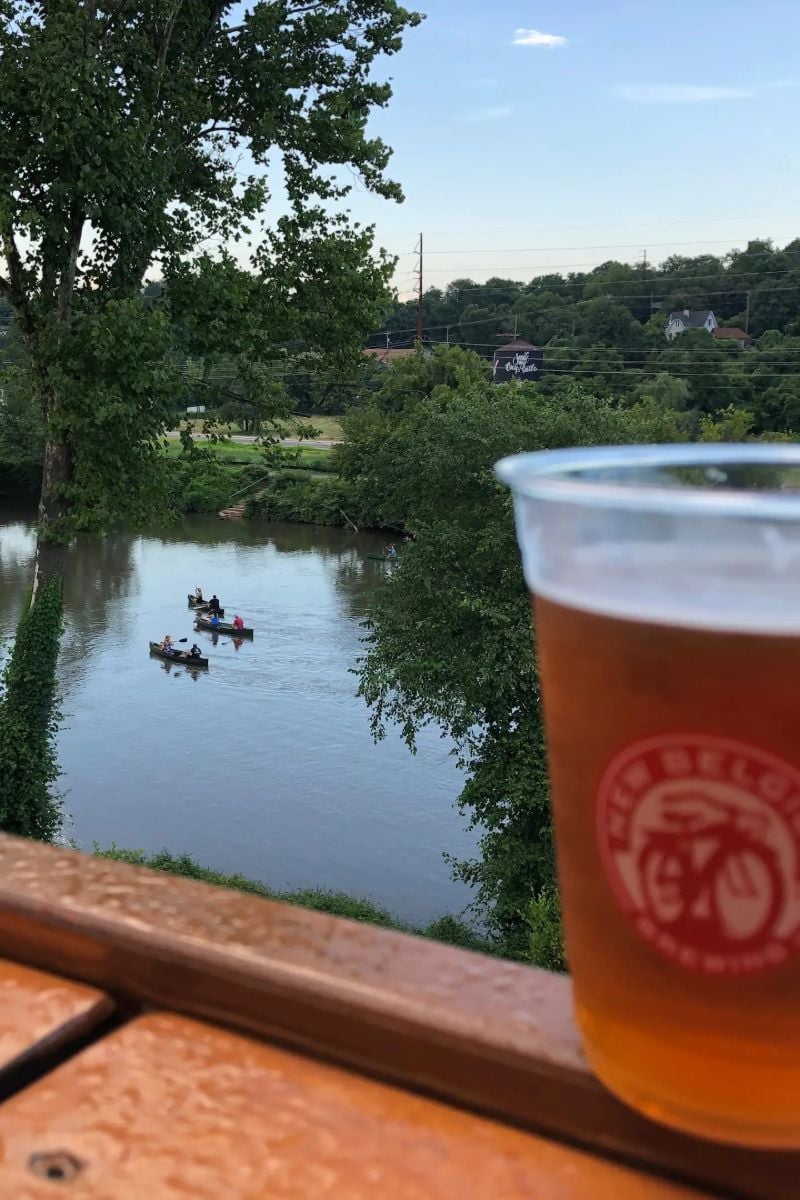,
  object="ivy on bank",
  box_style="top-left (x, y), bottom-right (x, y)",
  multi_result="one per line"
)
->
top-left (0, 580), bottom-right (63, 840)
